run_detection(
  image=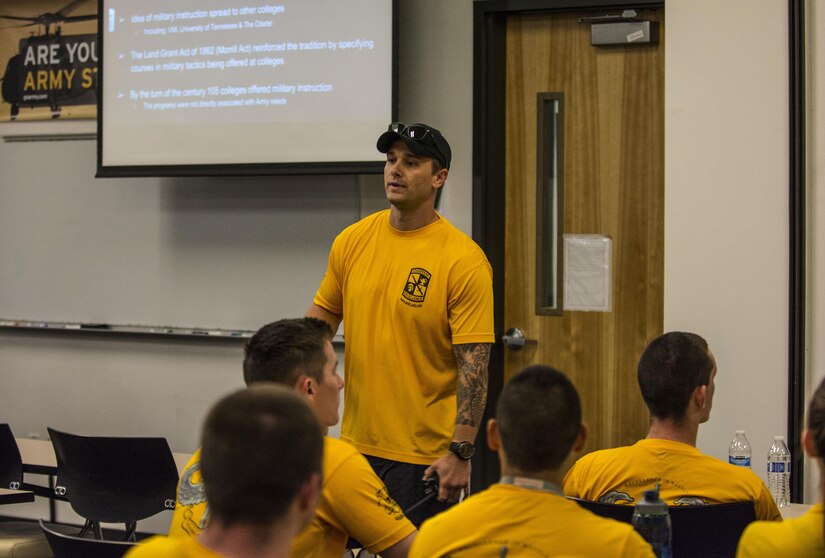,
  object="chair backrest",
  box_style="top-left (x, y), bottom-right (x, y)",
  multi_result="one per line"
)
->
top-left (572, 498), bottom-right (757, 558)
top-left (572, 497), bottom-right (634, 522)
top-left (668, 502), bottom-right (756, 558)
top-left (0, 423), bottom-right (25, 490)
top-left (40, 520), bottom-right (137, 558)
top-left (47, 427), bottom-right (179, 525)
